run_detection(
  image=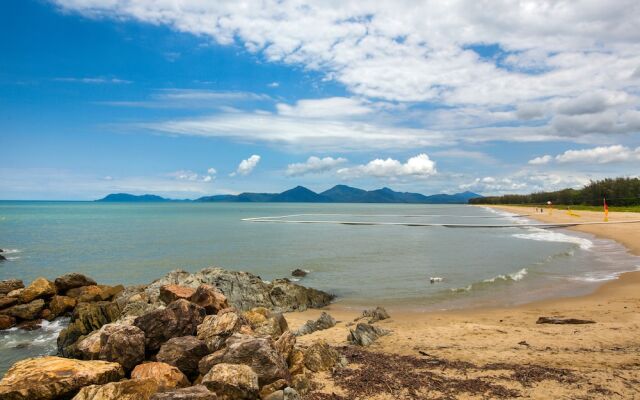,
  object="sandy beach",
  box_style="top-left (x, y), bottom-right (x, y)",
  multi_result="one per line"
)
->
top-left (288, 207), bottom-right (640, 399)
